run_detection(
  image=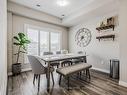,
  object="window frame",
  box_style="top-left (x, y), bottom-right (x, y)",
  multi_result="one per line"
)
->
top-left (24, 24), bottom-right (62, 63)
